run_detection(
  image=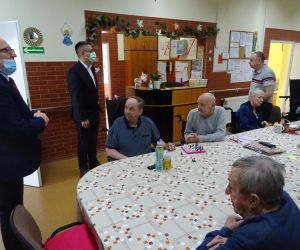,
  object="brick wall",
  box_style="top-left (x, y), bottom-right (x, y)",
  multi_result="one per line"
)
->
top-left (26, 61), bottom-right (106, 162)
